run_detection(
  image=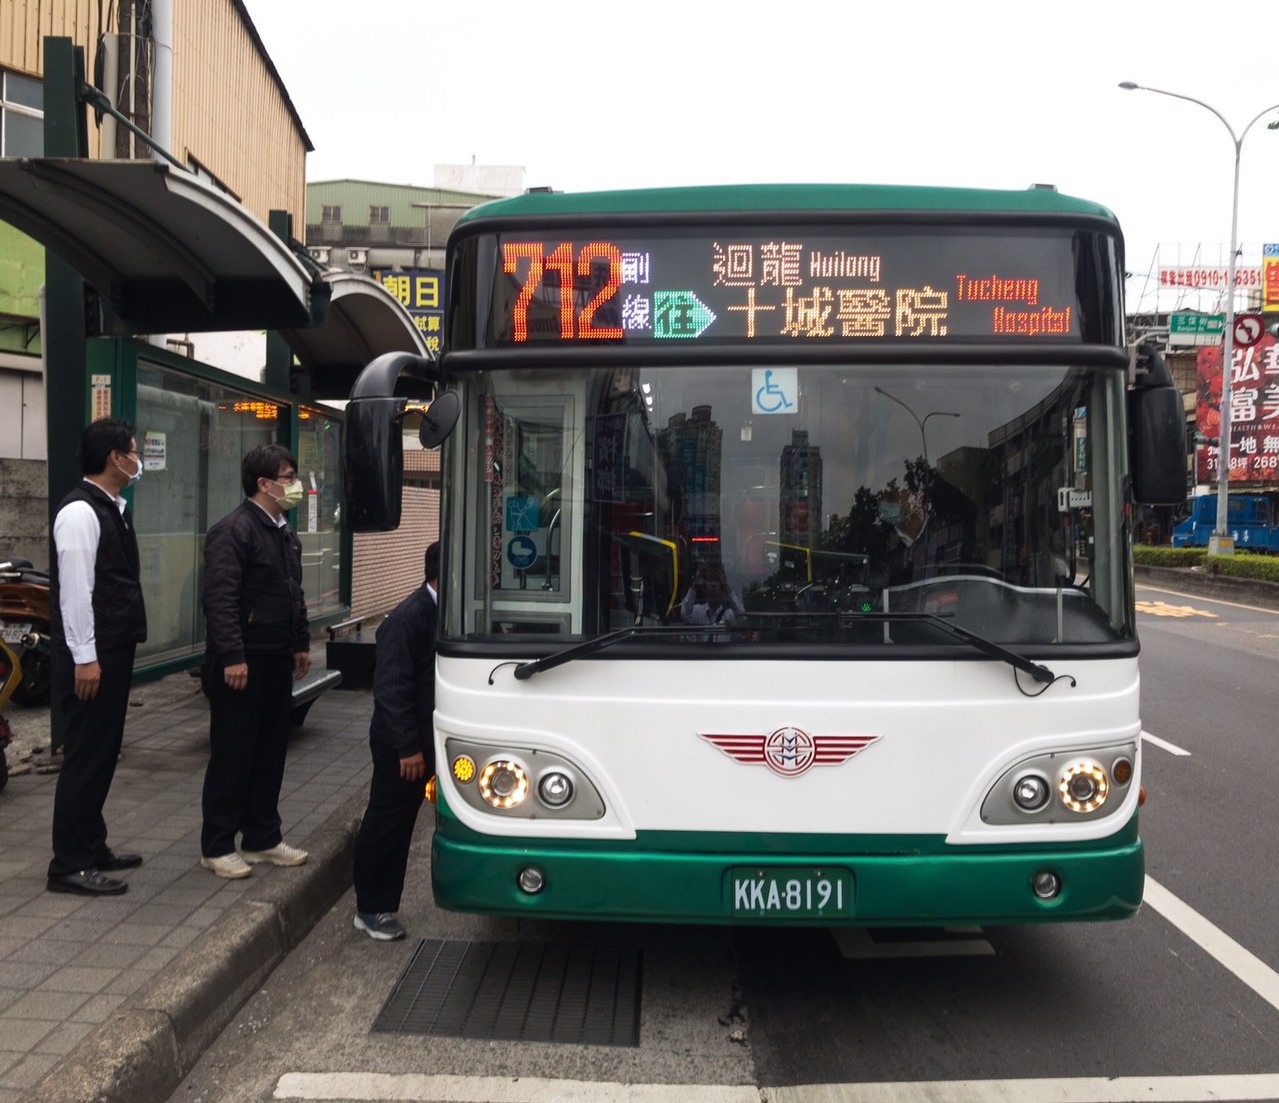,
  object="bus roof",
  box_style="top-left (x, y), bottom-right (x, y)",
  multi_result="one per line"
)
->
top-left (453, 183), bottom-right (1119, 228)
